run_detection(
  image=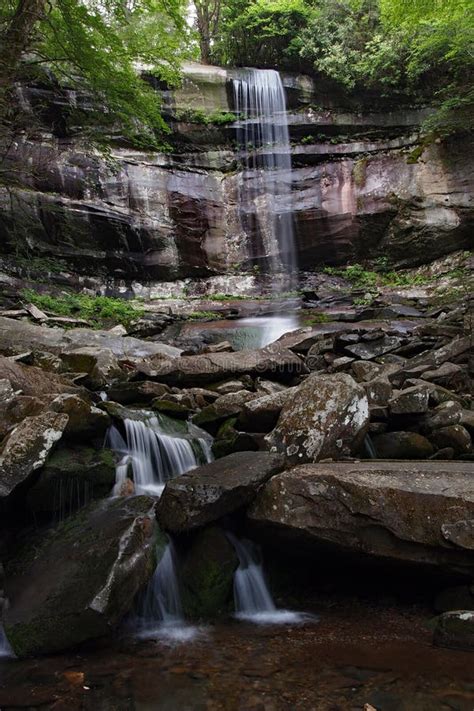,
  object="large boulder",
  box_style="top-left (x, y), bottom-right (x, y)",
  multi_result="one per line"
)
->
top-left (0, 357), bottom-right (77, 398)
top-left (4, 496), bottom-right (157, 656)
top-left (49, 394), bottom-right (111, 441)
top-left (249, 461), bottom-right (474, 575)
top-left (0, 412), bottom-right (69, 498)
top-left (26, 445), bottom-right (117, 515)
top-left (136, 345), bottom-right (307, 386)
top-left (156, 451), bottom-right (285, 533)
top-left (266, 373), bottom-right (369, 463)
